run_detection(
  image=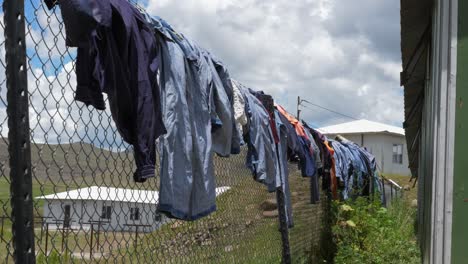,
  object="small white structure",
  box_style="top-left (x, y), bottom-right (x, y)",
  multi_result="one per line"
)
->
top-left (319, 119), bottom-right (411, 176)
top-left (36, 186), bottom-right (231, 232)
